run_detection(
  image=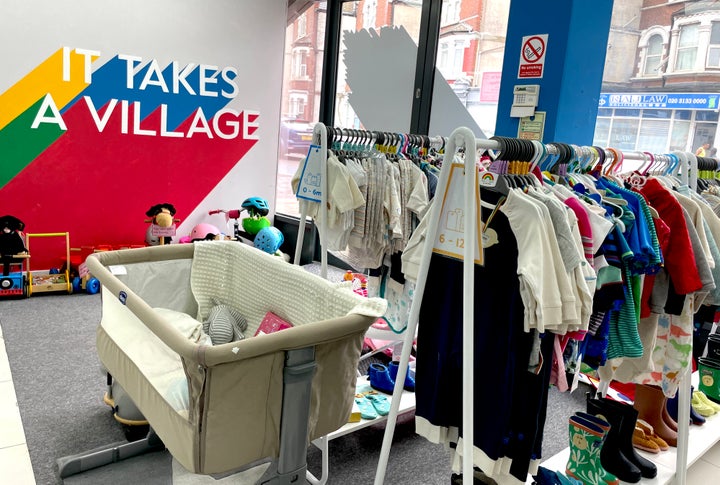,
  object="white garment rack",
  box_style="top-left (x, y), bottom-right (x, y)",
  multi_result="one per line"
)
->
top-left (294, 123), bottom-right (329, 278)
top-left (293, 122), bottom-right (447, 278)
top-left (375, 126), bottom-right (488, 484)
top-left (374, 126), bottom-right (697, 485)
